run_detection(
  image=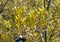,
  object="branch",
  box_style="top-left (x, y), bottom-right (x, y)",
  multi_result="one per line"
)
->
top-left (45, 30), bottom-right (47, 42)
top-left (0, 0), bottom-right (9, 13)
top-left (3, 0), bottom-right (9, 8)
top-left (47, 0), bottom-right (51, 11)
top-left (44, 0), bottom-right (46, 8)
